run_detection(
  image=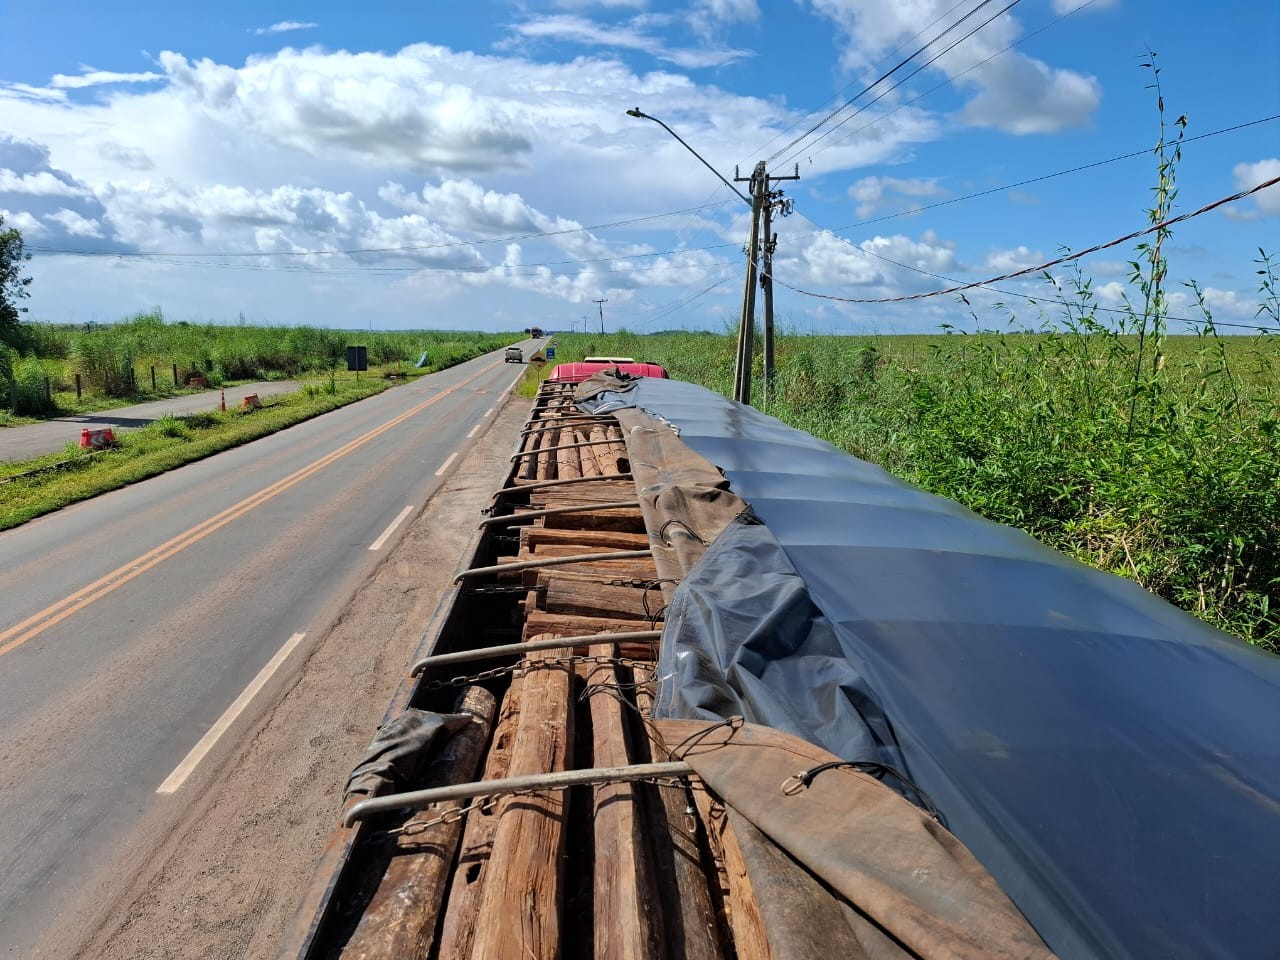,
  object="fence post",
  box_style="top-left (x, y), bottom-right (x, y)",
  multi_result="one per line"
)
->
top-left (172, 363), bottom-right (178, 389)
top-left (151, 365), bottom-right (157, 391)
top-left (75, 373), bottom-right (82, 401)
